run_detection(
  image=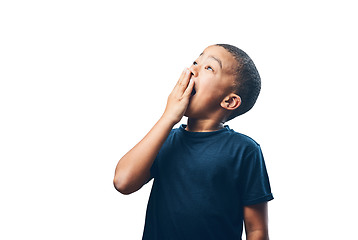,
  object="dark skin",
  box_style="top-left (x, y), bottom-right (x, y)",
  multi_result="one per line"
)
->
top-left (244, 202), bottom-right (269, 240)
top-left (114, 45), bottom-right (270, 239)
